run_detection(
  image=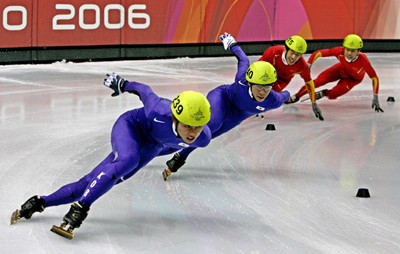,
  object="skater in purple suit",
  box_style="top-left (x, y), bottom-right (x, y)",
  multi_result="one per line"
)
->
top-left (162, 33), bottom-right (290, 180)
top-left (11, 73), bottom-right (212, 239)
